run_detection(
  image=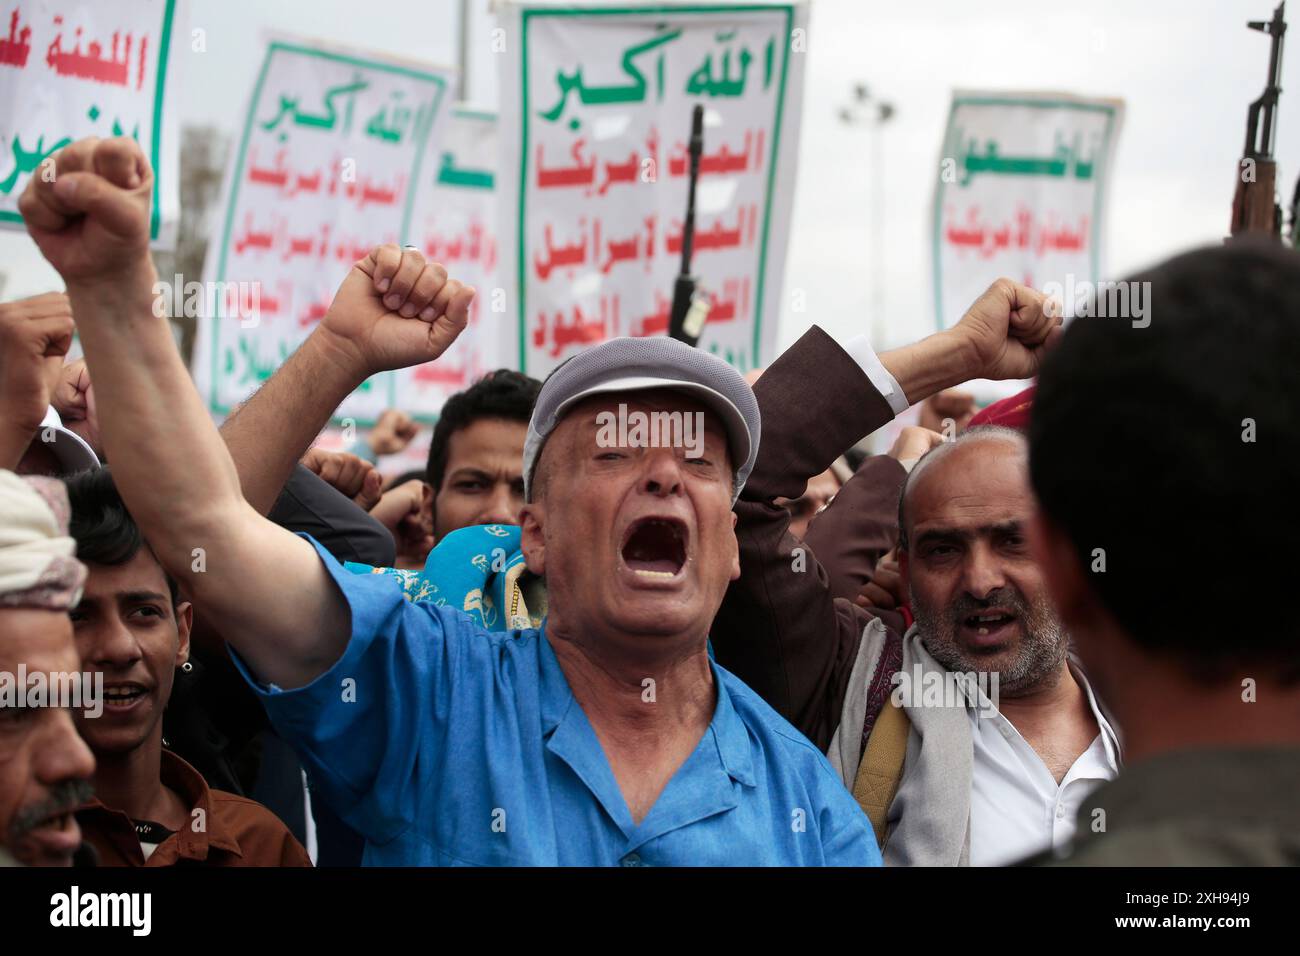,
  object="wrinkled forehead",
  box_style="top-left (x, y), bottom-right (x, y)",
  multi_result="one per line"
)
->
top-left (531, 389), bottom-right (735, 500)
top-left (910, 438), bottom-right (1033, 529)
